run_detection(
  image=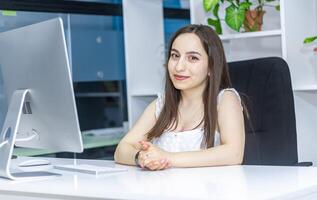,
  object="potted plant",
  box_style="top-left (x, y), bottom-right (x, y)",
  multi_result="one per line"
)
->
top-left (304, 36), bottom-right (317, 52)
top-left (203, 0), bottom-right (279, 34)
